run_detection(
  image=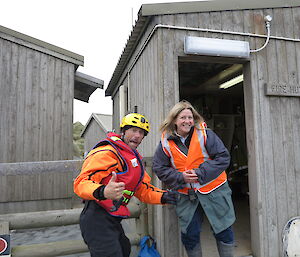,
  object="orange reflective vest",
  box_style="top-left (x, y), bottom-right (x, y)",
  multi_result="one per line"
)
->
top-left (161, 123), bottom-right (227, 194)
